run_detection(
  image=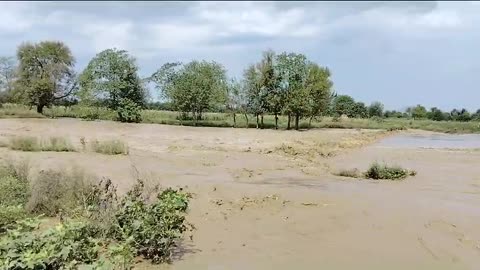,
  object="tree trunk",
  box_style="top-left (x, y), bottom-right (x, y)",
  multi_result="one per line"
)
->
top-left (244, 113), bottom-right (249, 128)
top-left (260, 114), bottom-right (264, 129)
top-left (295, 114), bottom-right (300, 130)
top-left (275, 114), bottom-right (278, 130)
top-left (256, 114), bottom-right (259, 129)
top-left (233, 113), bottom-right (236, 128)
top-left (287, 114), bottom-right (291, 130)
top-left (36, 104), bottom-right (45, 114)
